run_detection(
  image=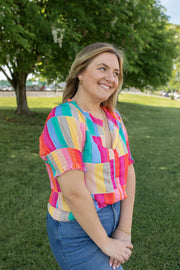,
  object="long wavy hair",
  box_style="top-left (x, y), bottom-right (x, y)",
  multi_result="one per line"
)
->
top-left (62, 42), bottom-right (124, 111)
